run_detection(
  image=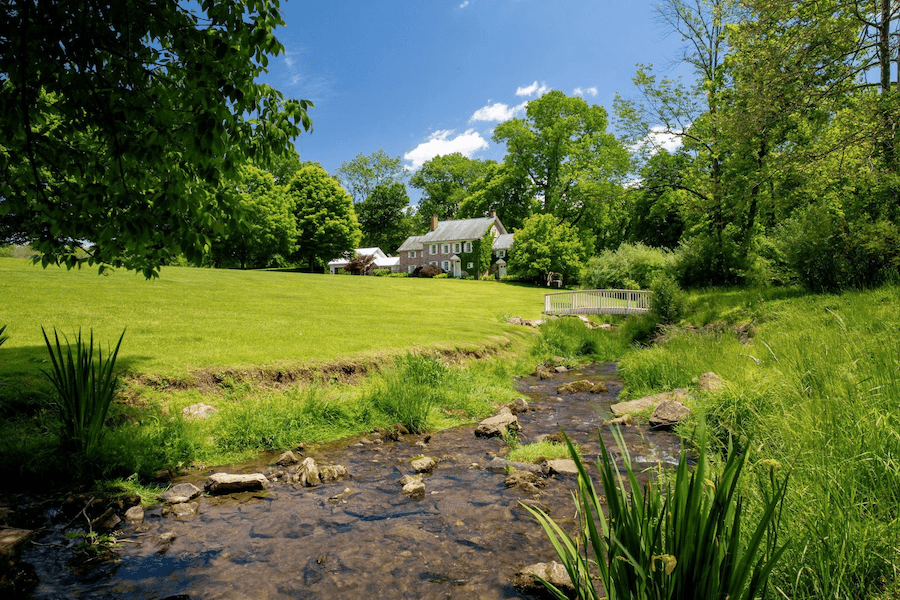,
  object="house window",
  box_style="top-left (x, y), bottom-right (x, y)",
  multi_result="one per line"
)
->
top-left (409, 250), bottom-right (416, 258)
top-left (430, 261), bottom-right (438, 266)
top-left (408, 265), bottom-right (415, 274)
top-left (464, 241), bottom-right (472, 253)
top-left (441, 261), bottom-right (450, 271)
top-left (442, 244), bottom-right (450, 254)
top-left (467, 262), bottom-right (473, 269)
top-left (496, 250), bottom-right (506, 258)
top-left (454, 242), bottom-right (461, 254)
top-left (430, 244), bottom-right (437, 255)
